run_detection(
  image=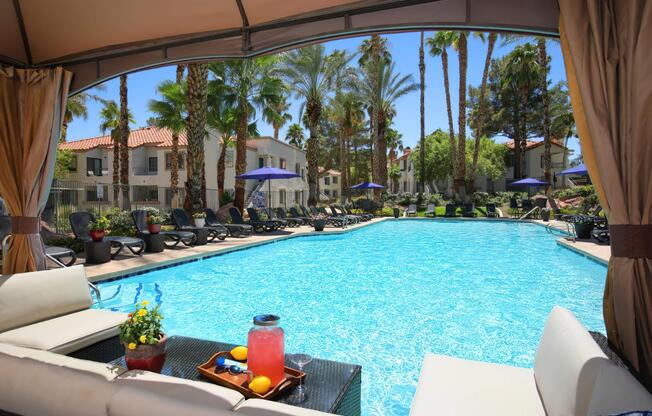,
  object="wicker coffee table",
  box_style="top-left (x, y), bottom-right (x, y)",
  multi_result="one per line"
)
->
top-left (108, 336), bottom-right (361, 416)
